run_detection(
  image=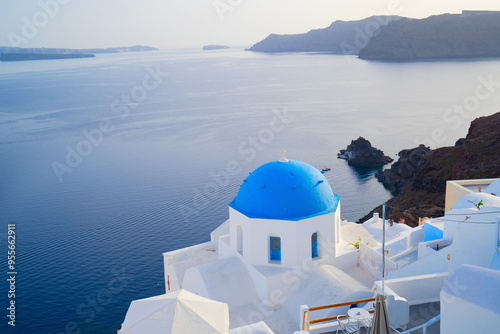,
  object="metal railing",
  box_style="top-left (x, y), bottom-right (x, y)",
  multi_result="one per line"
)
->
top-left (399, 314), bottom-right (441, 334)
top-left (496, 218), bottom-right (500, 252)
top-left (359, 242), bottom-right (399, 278)
top-left (301, 297), bottom-right (376, 331)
